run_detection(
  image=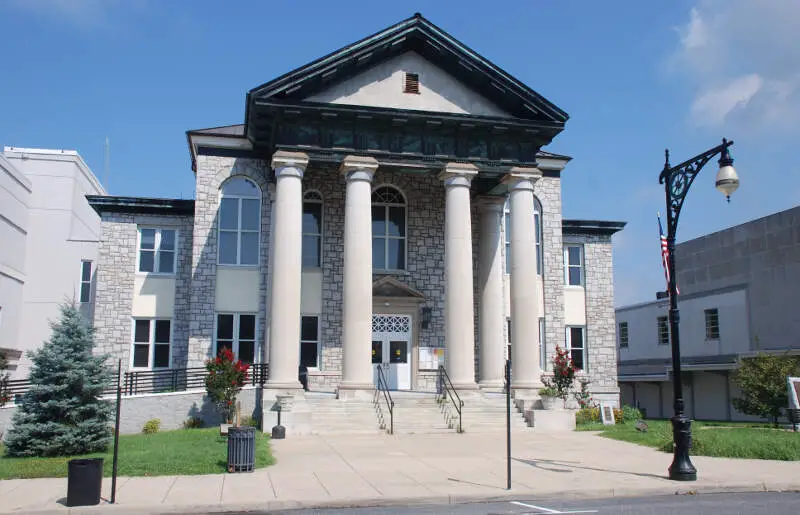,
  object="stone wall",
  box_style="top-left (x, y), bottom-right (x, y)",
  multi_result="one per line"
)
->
top-left (189, 156), bottom-right (271, 368)
top-left (93, 213), bottom-right (194, 367)
top-left (537, 176), bottom-right (566, 373)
